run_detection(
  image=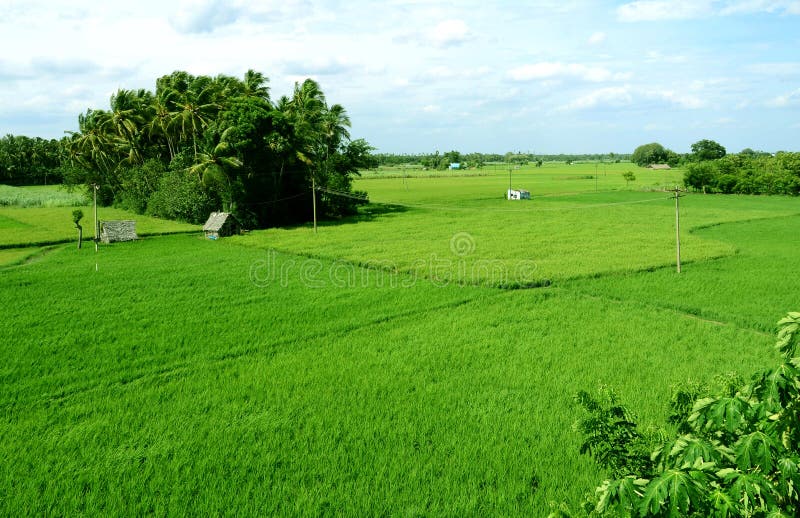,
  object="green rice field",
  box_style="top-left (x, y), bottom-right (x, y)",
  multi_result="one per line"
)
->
top-left (2, 166), bottom-right (799, 515)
